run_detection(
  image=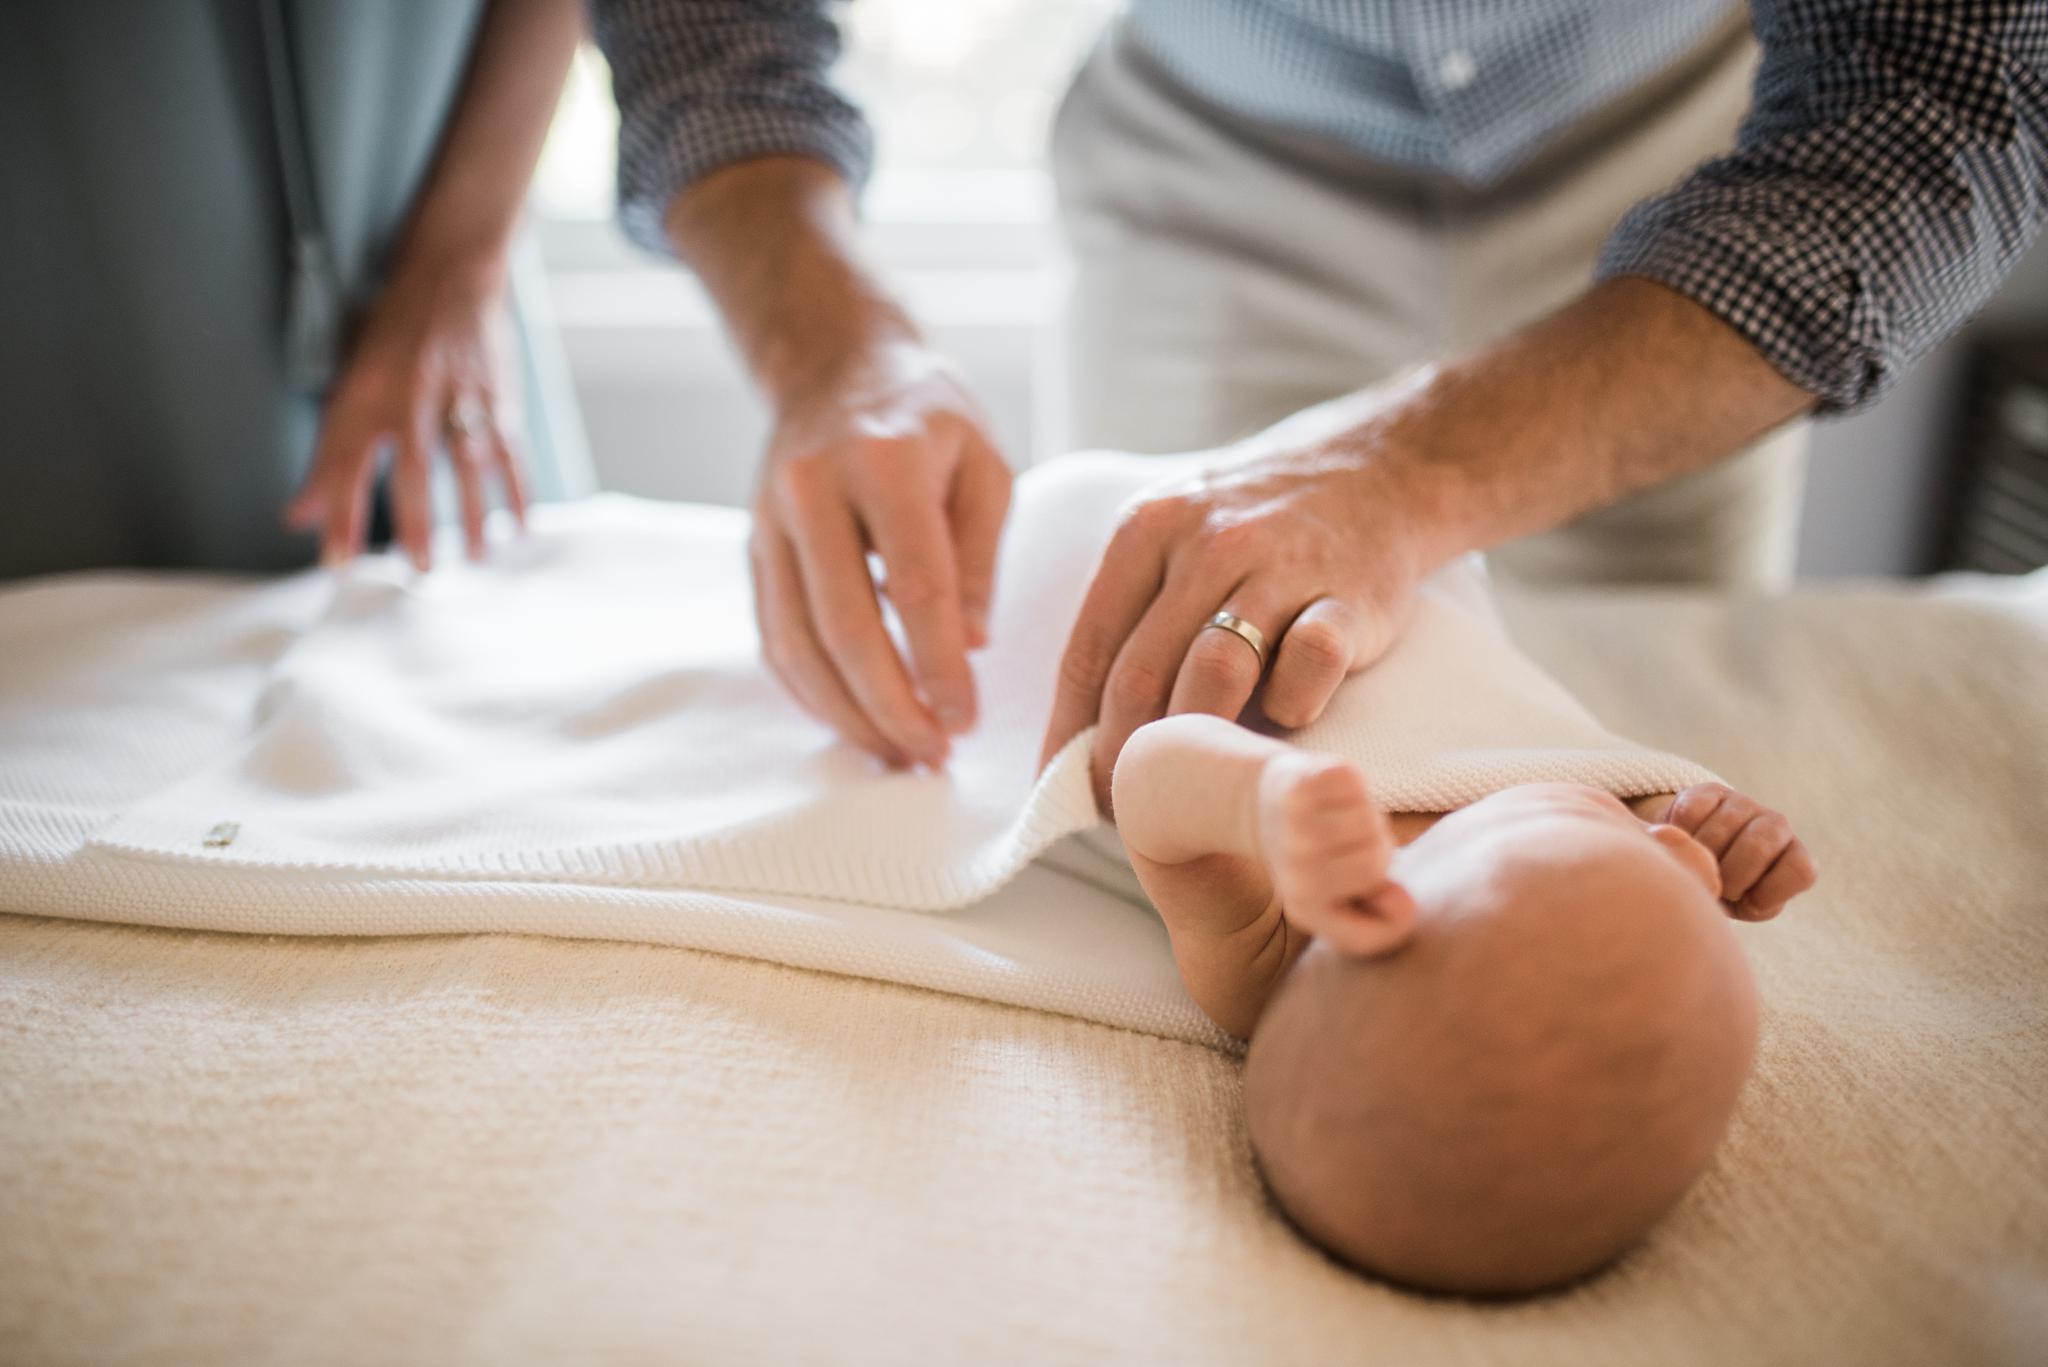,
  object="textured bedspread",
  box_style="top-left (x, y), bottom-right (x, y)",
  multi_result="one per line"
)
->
top-left (4, 571), bottom-right (2046, 1365)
